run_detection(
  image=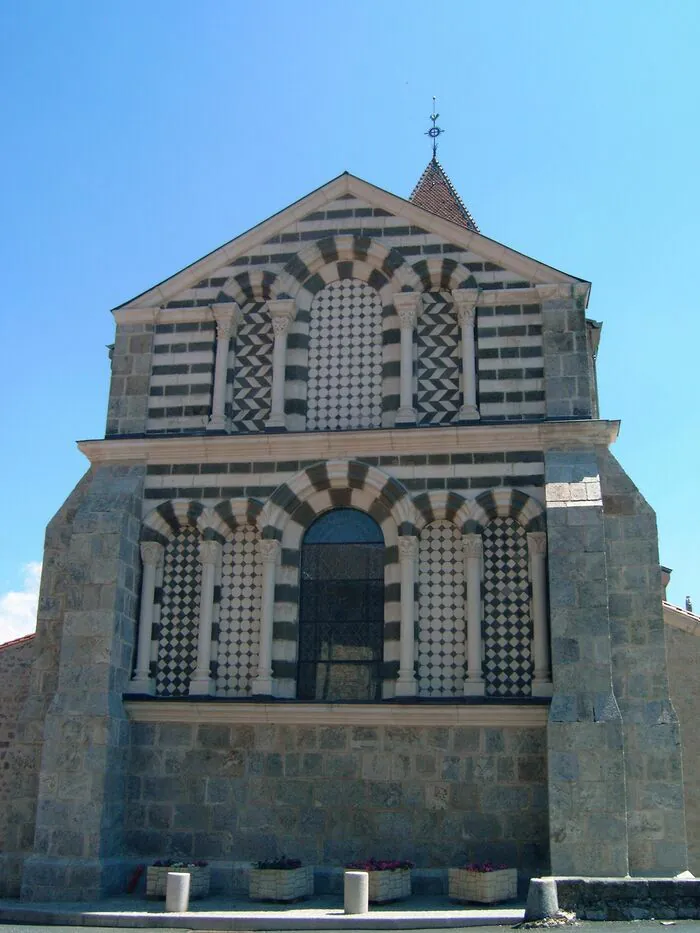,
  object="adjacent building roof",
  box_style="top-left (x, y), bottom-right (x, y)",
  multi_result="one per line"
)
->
top-left (409, 159), bottom-right (479, 232)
